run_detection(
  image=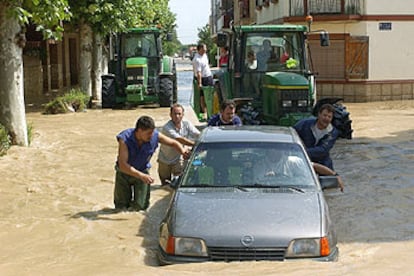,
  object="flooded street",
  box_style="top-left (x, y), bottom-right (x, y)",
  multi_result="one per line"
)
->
top-left (1, 60), bottom-right (414, 275)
